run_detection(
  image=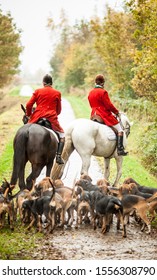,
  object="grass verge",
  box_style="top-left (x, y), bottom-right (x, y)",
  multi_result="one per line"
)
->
top-left (0, 224), bottom-right (43, 260)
